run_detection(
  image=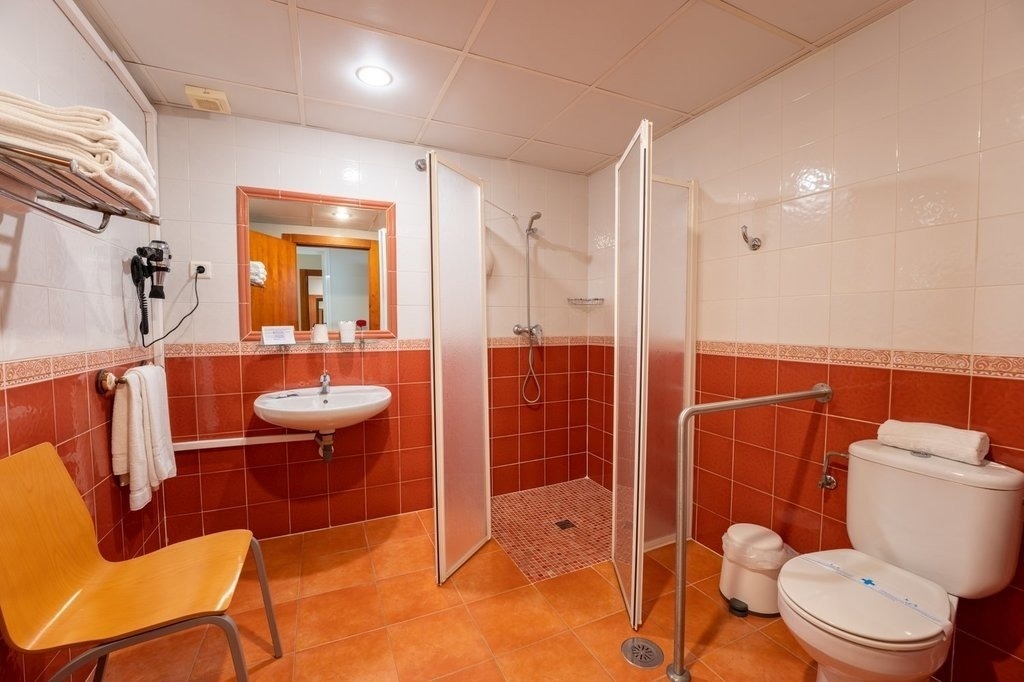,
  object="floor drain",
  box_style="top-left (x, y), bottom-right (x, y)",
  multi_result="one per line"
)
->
top-left (554, 519), bottom-right (575, 529)
top-left (620, 637), bottom-right (664, 669)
